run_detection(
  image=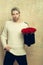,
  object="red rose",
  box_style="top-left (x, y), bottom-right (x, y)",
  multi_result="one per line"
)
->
top-left (21, 27), bottom-right (36, 34)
